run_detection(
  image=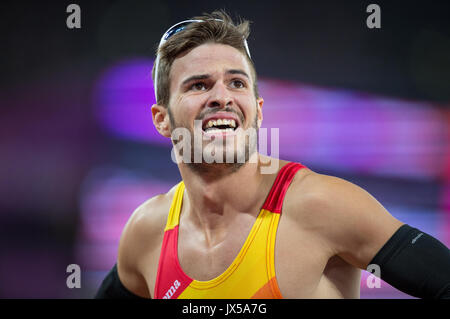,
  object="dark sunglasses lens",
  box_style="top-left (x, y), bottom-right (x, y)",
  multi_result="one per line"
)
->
top-left (163, 22), bottom-right (193, 41)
